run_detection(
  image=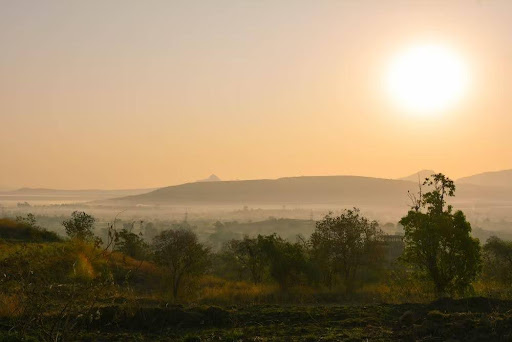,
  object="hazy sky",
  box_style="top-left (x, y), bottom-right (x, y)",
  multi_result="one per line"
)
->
top-left (1, 0), bottom-right (511, 189)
